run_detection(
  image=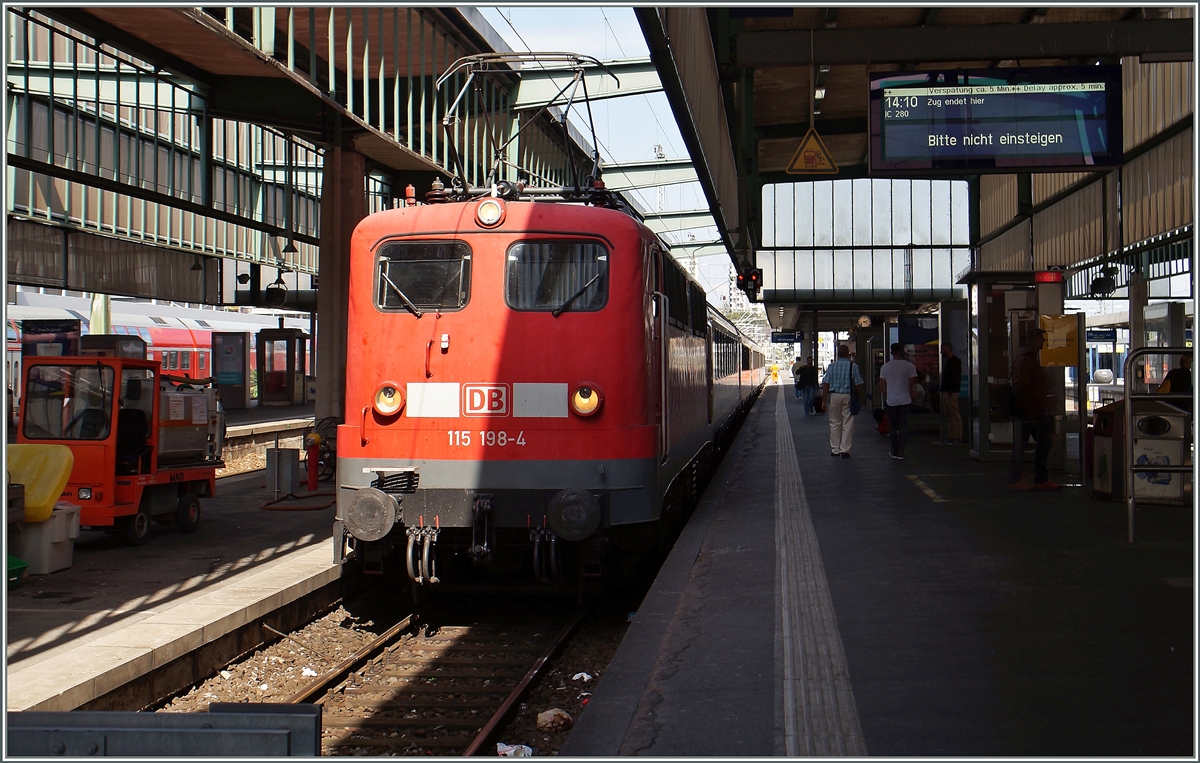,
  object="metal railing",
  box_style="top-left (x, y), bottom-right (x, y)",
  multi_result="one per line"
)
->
top-left (1122, 345), bottom-right (1193, 543)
